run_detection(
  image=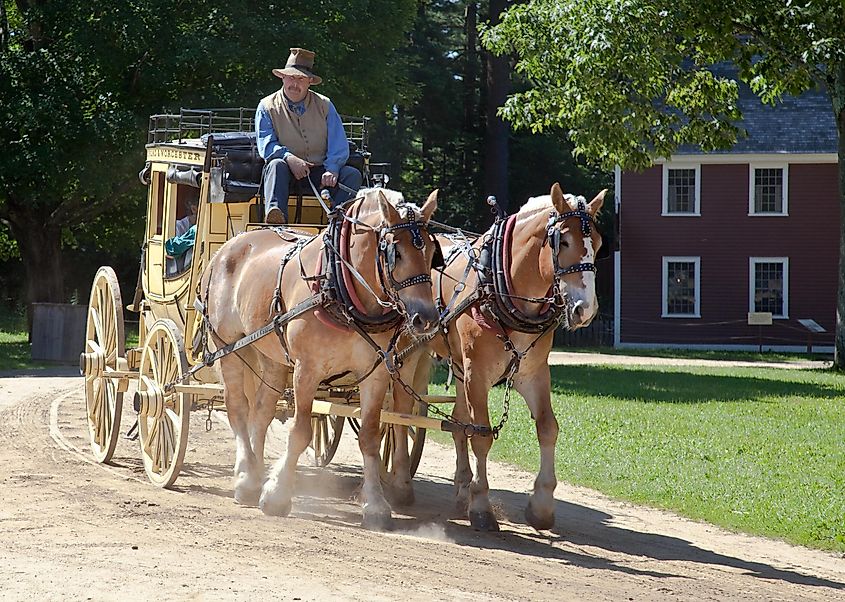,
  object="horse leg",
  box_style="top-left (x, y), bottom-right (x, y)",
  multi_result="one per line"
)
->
top-left (220, 356), bottom-right (262, 505)
top-left (249, 360), bottom-right (289, 465)
top-left (451, 378), bottom-right (473, 511)
top-left (388, 363), bottom-right (417, 507)
top-left (358, 374), bottom-right (394, 530)
top-left (259, 360), bottom-right (318, 517)
top-left (464, 375), bottom-right (499, 532)
top-left (515, 366), bottom-right (558, 530)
